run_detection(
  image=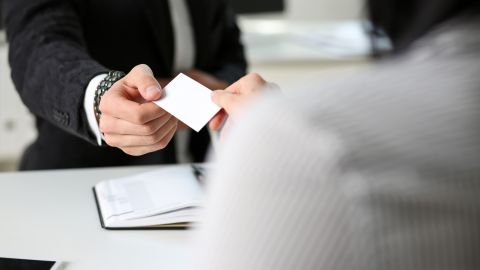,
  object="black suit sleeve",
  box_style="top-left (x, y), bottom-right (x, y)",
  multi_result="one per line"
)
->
top-left (4, 0), bottom-right (108, 144)
top-left (210, 1), bottom-right (248, 84)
